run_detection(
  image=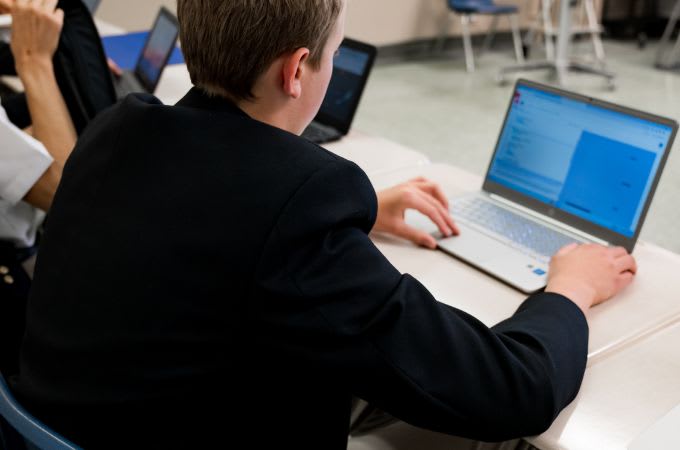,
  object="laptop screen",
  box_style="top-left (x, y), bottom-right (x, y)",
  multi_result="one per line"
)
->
top-left (135, 10), bottom-right (178, 92)
top-left (487, 83), bottom-right (674, 238)
top-left (82, 0), bottom-right (102, 14)
top-left (314, 39), bottom-right (376, 134)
